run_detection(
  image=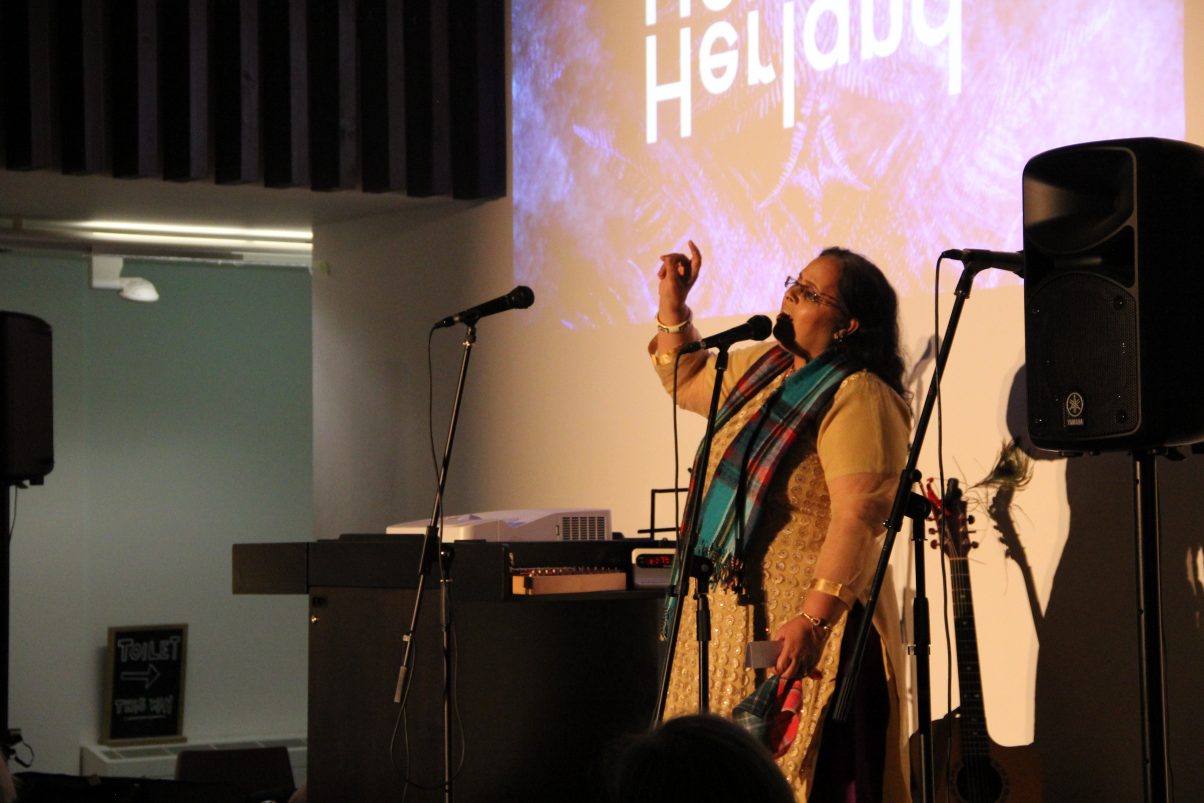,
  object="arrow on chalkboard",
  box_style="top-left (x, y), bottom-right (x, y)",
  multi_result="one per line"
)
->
top-left (120, 663), bottom-right (161, 689)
